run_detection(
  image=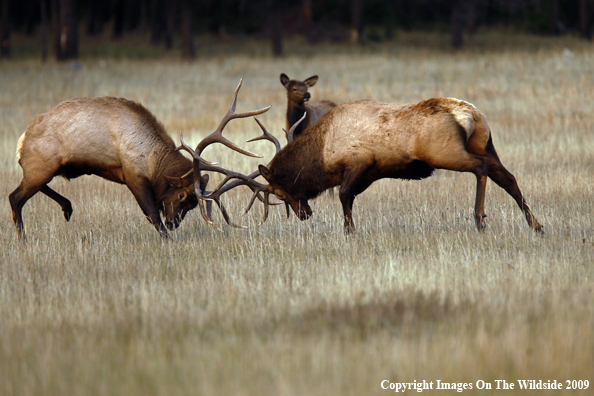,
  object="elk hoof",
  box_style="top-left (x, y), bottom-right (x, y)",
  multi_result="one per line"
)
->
top-left (63, 204), bottom-right (73, 221)
top-left (476, 214), bottom-right (487, 232)
top-left (533, 224), bottom-right (545, 235)
top-left (344, 225), bottom-right (356, 235)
